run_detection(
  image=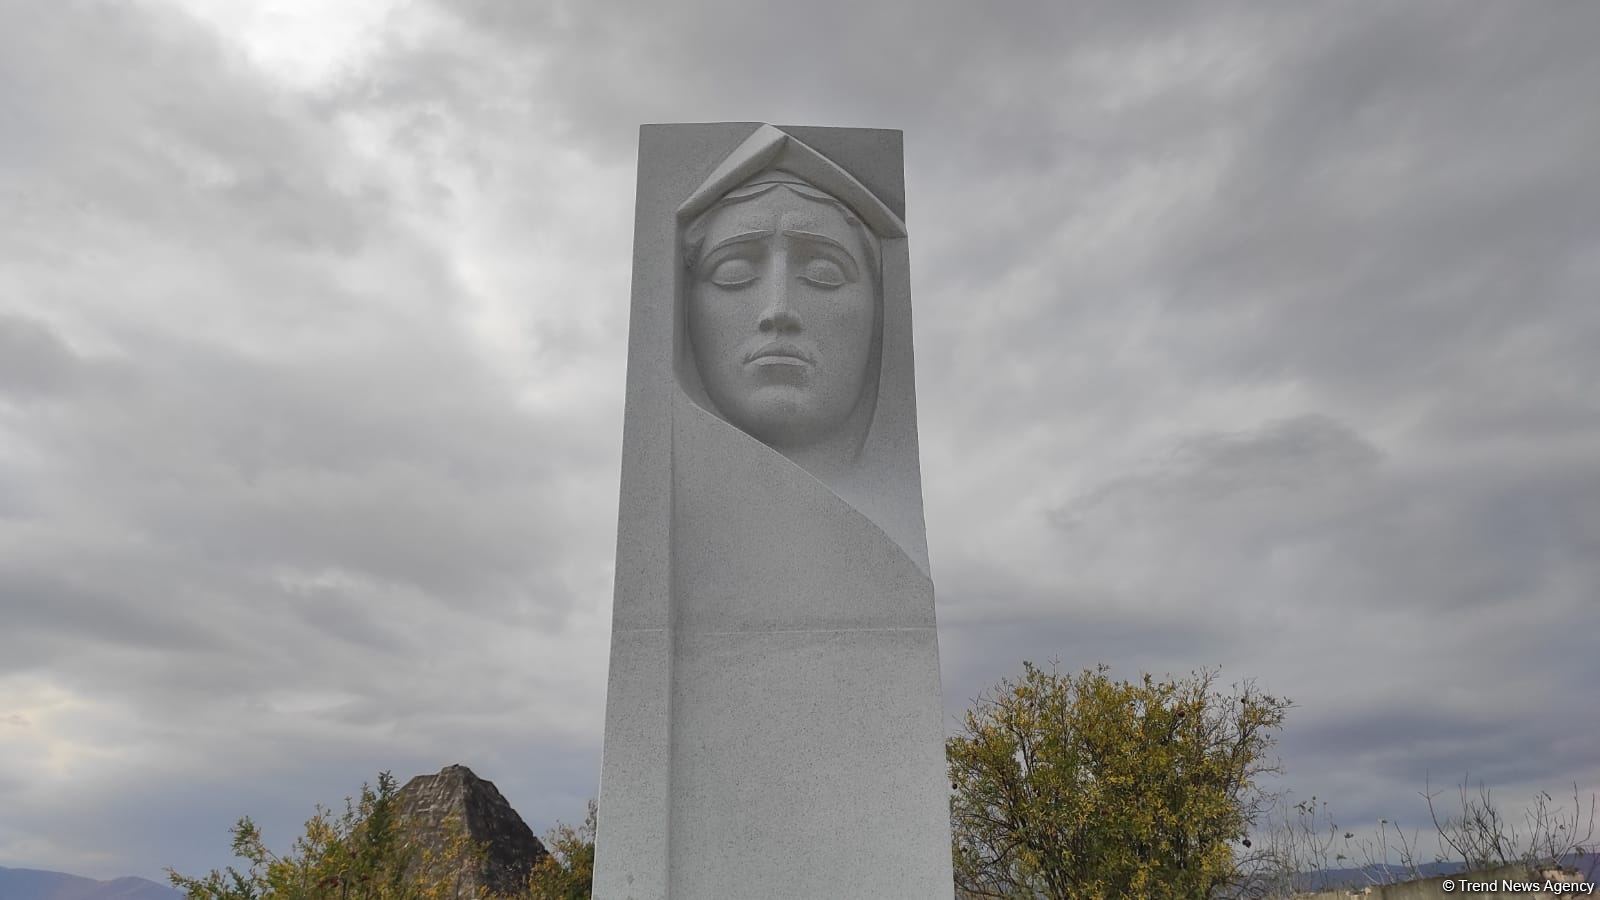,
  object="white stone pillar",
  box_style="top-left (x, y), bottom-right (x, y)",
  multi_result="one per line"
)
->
top-left (594, 123), bottom-right (952, 900)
